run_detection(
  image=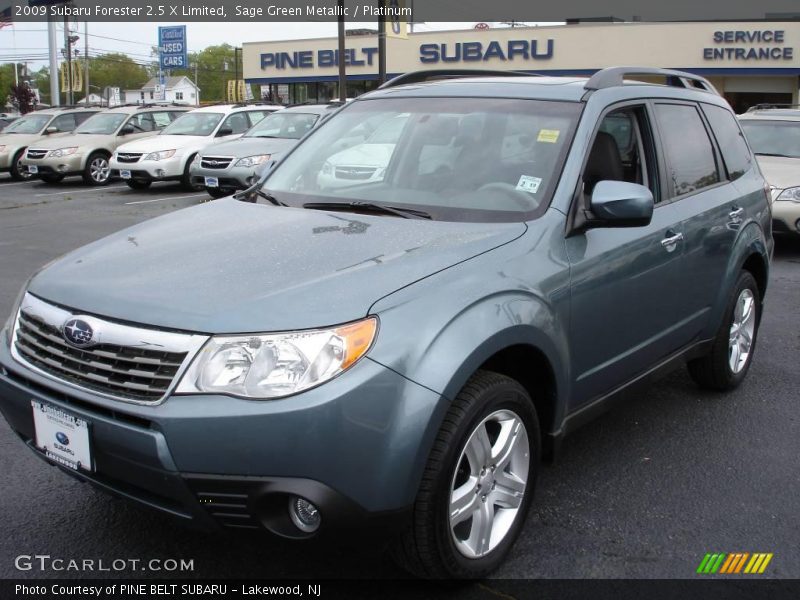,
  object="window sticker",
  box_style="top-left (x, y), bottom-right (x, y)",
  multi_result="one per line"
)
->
top-left (537, 129), bottom-right (560, 143)
top-left (516, 175), bottom-right (543, 194)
